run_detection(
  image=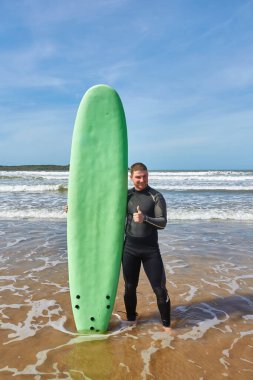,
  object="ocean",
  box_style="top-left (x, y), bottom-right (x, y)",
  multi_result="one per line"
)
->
top-left (0, 169), bottom-right (253, 221)
top-left (0, 169), bottom-right (252, 379)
